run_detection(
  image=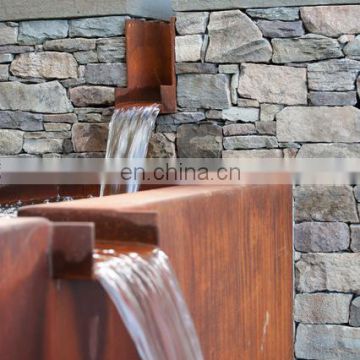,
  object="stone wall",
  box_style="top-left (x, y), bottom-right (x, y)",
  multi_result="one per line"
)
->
top-left (0, 16), bottom-right (131, 157)
top-left (171, 4), bottom-right (360, 359)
